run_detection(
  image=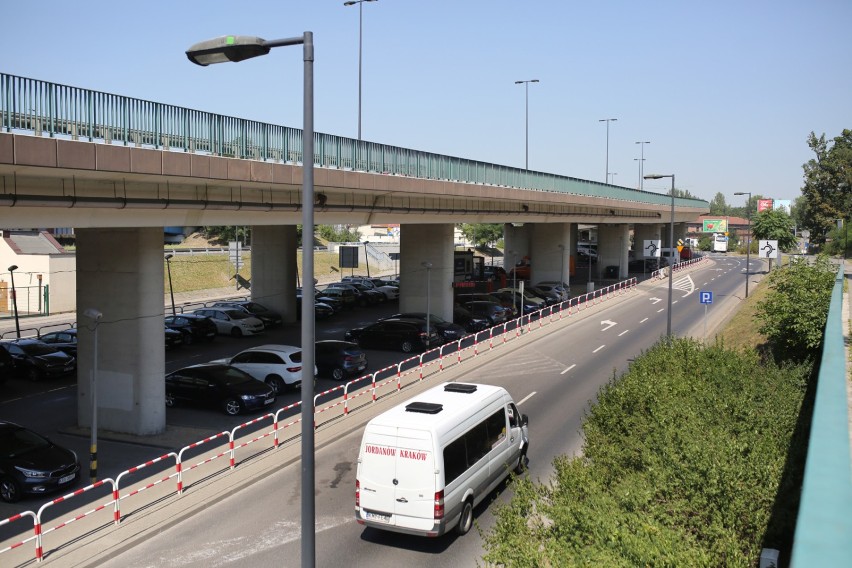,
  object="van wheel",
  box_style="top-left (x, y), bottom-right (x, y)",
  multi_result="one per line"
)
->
top-left (456, 499), bottom-right (473, 535)
top-left (400, 340), bottom-right (414, 353)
